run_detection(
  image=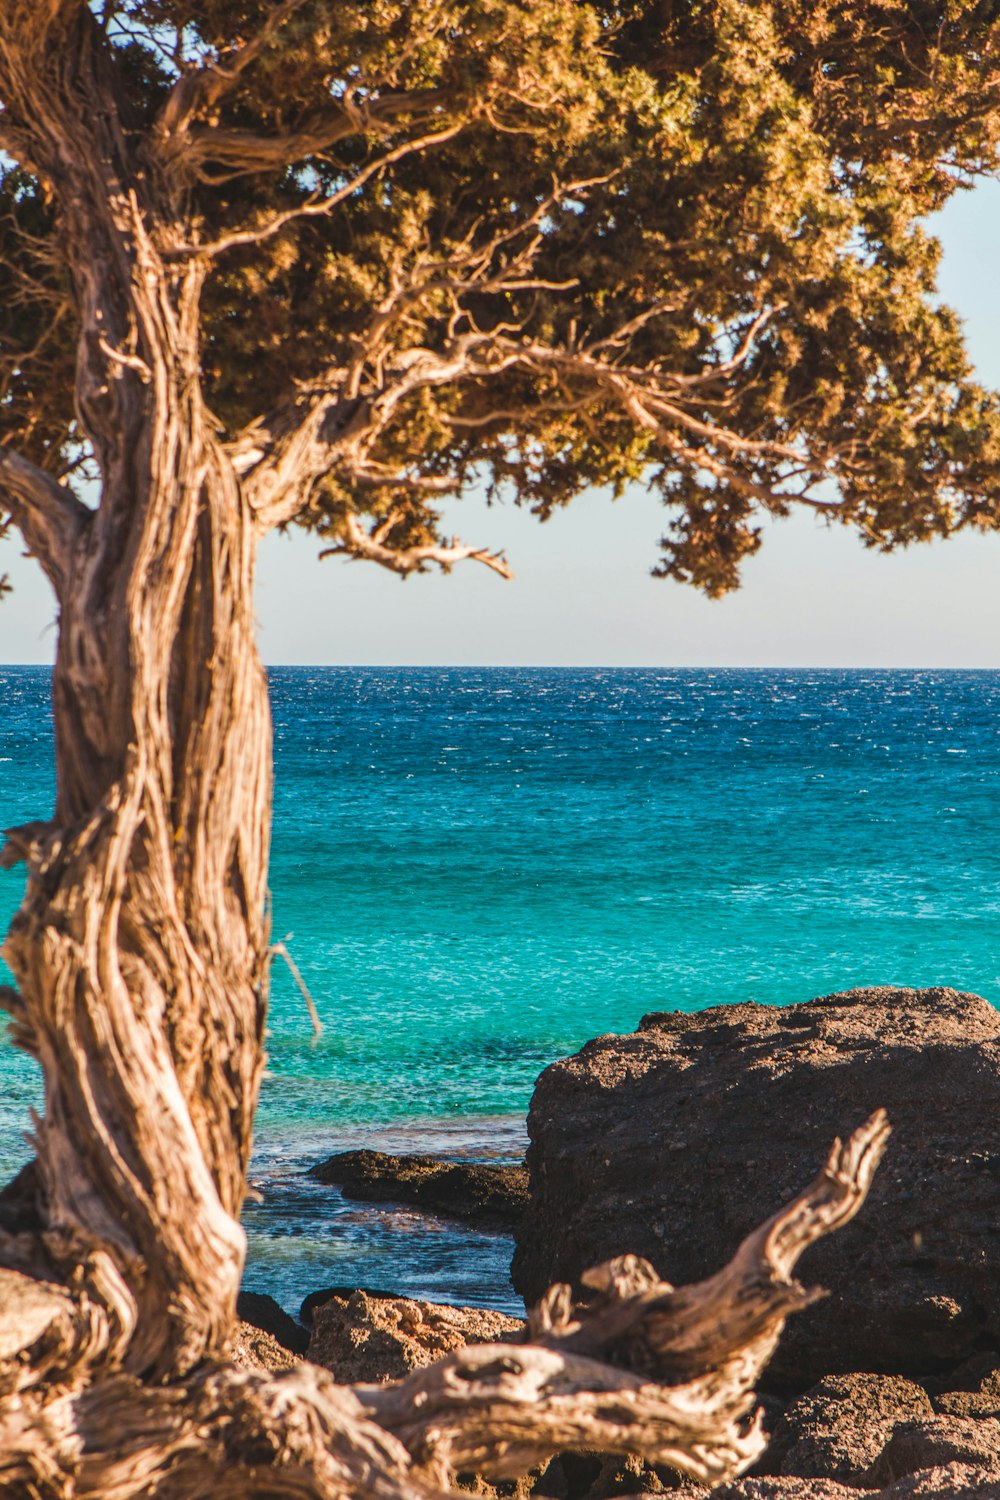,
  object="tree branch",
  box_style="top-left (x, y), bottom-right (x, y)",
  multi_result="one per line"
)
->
top-left (167, 121), bottom-right (467, 259)
top-left (154, 0), bottom-right (456, 183)
top-left (179, 91), bottom-right (452, 181)
top-left (156, 0), bottom-right (310, 142)
top-left (319, 510), bottom-right (513, 581)
top-left (0, 445), bottom-right (91, 596)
